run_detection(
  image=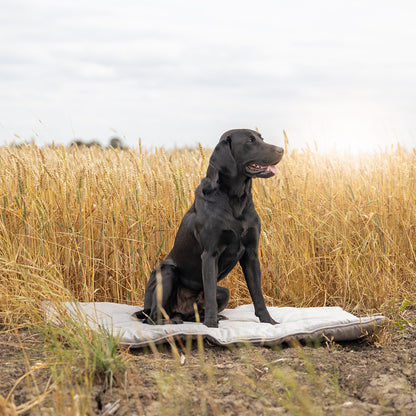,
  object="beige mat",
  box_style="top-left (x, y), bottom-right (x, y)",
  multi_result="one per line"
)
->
top-left (42, 302), bottom-right (386, 347)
